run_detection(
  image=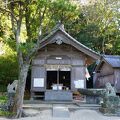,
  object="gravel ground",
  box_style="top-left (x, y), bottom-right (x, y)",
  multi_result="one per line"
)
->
top-left (0, 109), bottom-right (120, 120)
